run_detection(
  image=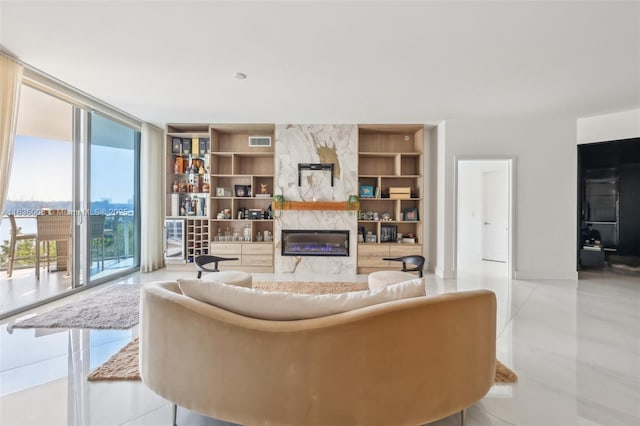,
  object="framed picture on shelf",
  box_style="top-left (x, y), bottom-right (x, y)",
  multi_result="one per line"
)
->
top-left (172, 138), bottom-right (182, 154)
top-left (181, 139), bottom-right (191, 155)
top-left (360, 185), bottom-right (374, 198)
top-left (403, 207), bottom-right (418, 221)
top-left (234, 184), bottom-right (251, 197)
top-left (215, 187), bottom-right (225, 197)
